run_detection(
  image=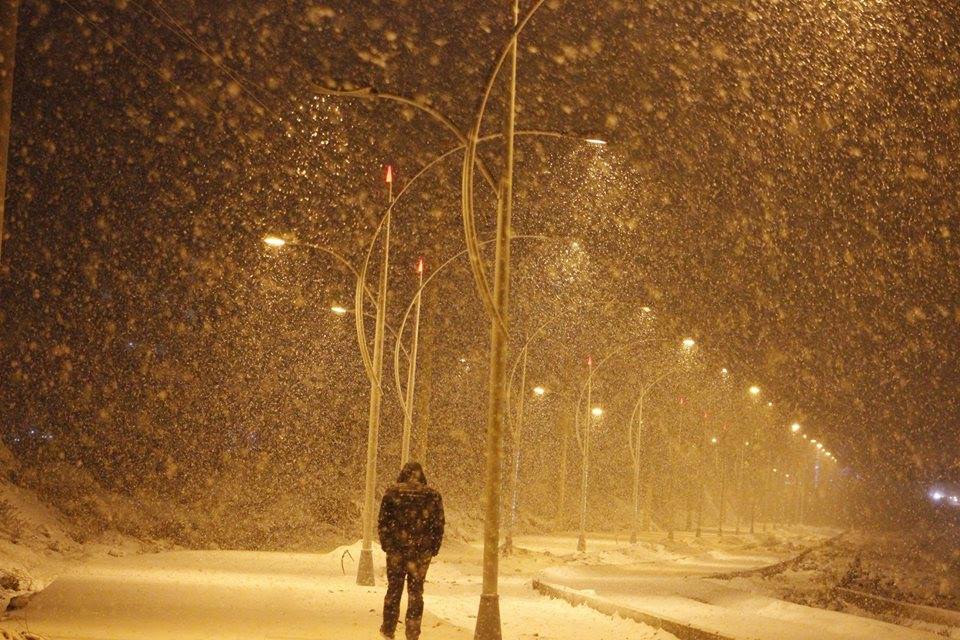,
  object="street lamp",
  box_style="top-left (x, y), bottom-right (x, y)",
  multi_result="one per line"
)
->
top-left (791, 422), bottom-right (801, 434)
top-left (504, 381), bottom-right (549, 553)
top-left (584, 137), bottom-right (607, 146)
top-left (317, 1), bottom-right (611, 631)
top-left (263, 235), bottom-right (287, 247)
top-left (749, 385), bottom-right (761, 396)
top-left (682, 338), bottom-right (696, 350)
top-left (576, 388), bottom-right (604, 552)
top-left (330, 305), bottom-right (348, 316)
